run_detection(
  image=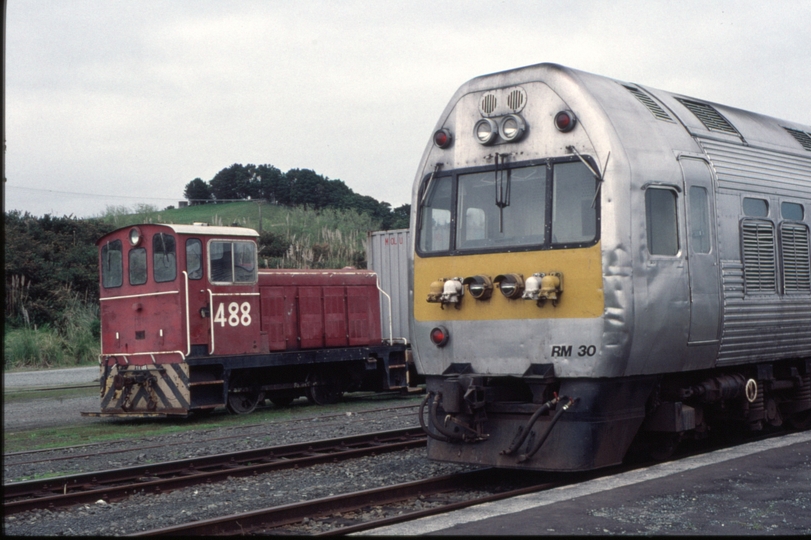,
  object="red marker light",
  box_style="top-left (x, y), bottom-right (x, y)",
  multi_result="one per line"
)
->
top-left (434, 128), bottom-right (452, 148)
top-left (430, 326), bottom-right (450, 347)
top-left (554, 110), bottom-right (576, 132)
